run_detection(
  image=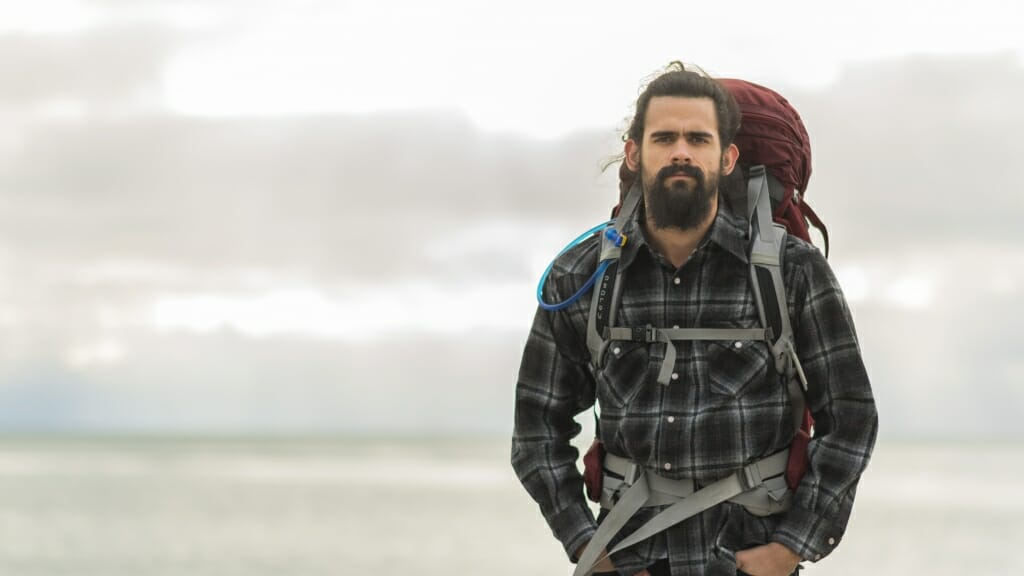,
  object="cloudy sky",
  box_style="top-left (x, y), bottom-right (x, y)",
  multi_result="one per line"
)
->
top-left (1, 0), bottom-right (1022, 437)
